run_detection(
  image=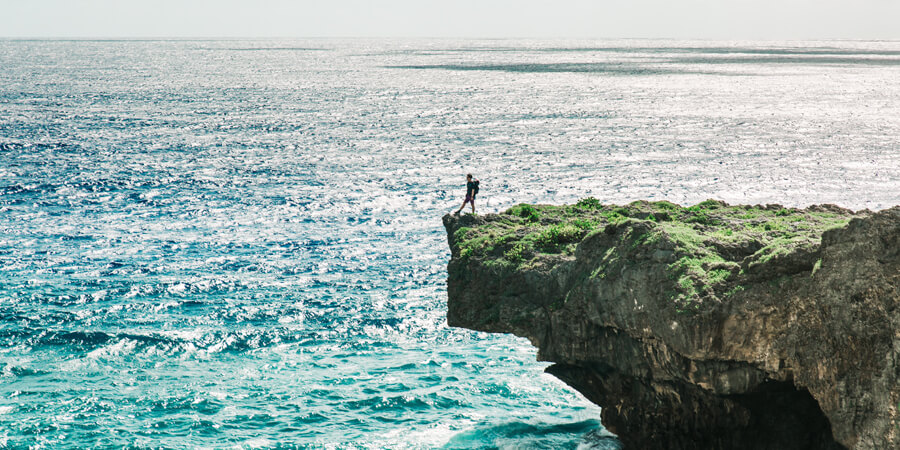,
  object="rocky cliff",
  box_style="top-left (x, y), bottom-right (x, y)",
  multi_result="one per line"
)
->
top-left (443, 200), bottom-right (899, 449)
